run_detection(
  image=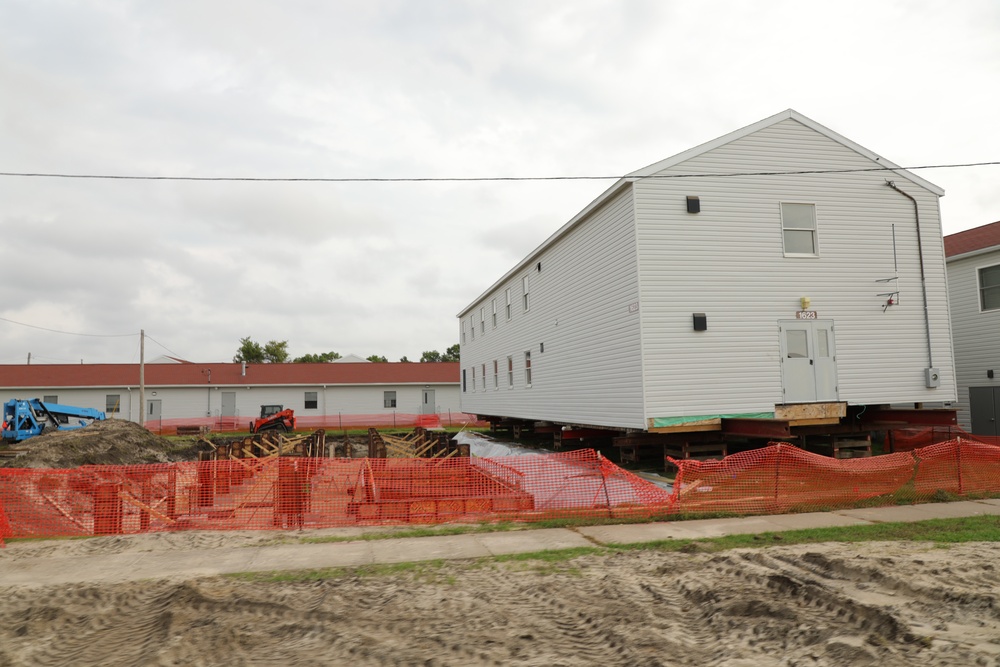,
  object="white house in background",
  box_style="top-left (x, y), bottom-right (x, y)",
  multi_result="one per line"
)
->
top-left (945, 221), bottom-right (1000, 435)
top-left (458, 109), bottom-right (956, 443)
top-left (0, 362), bottom-right (461, 427)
